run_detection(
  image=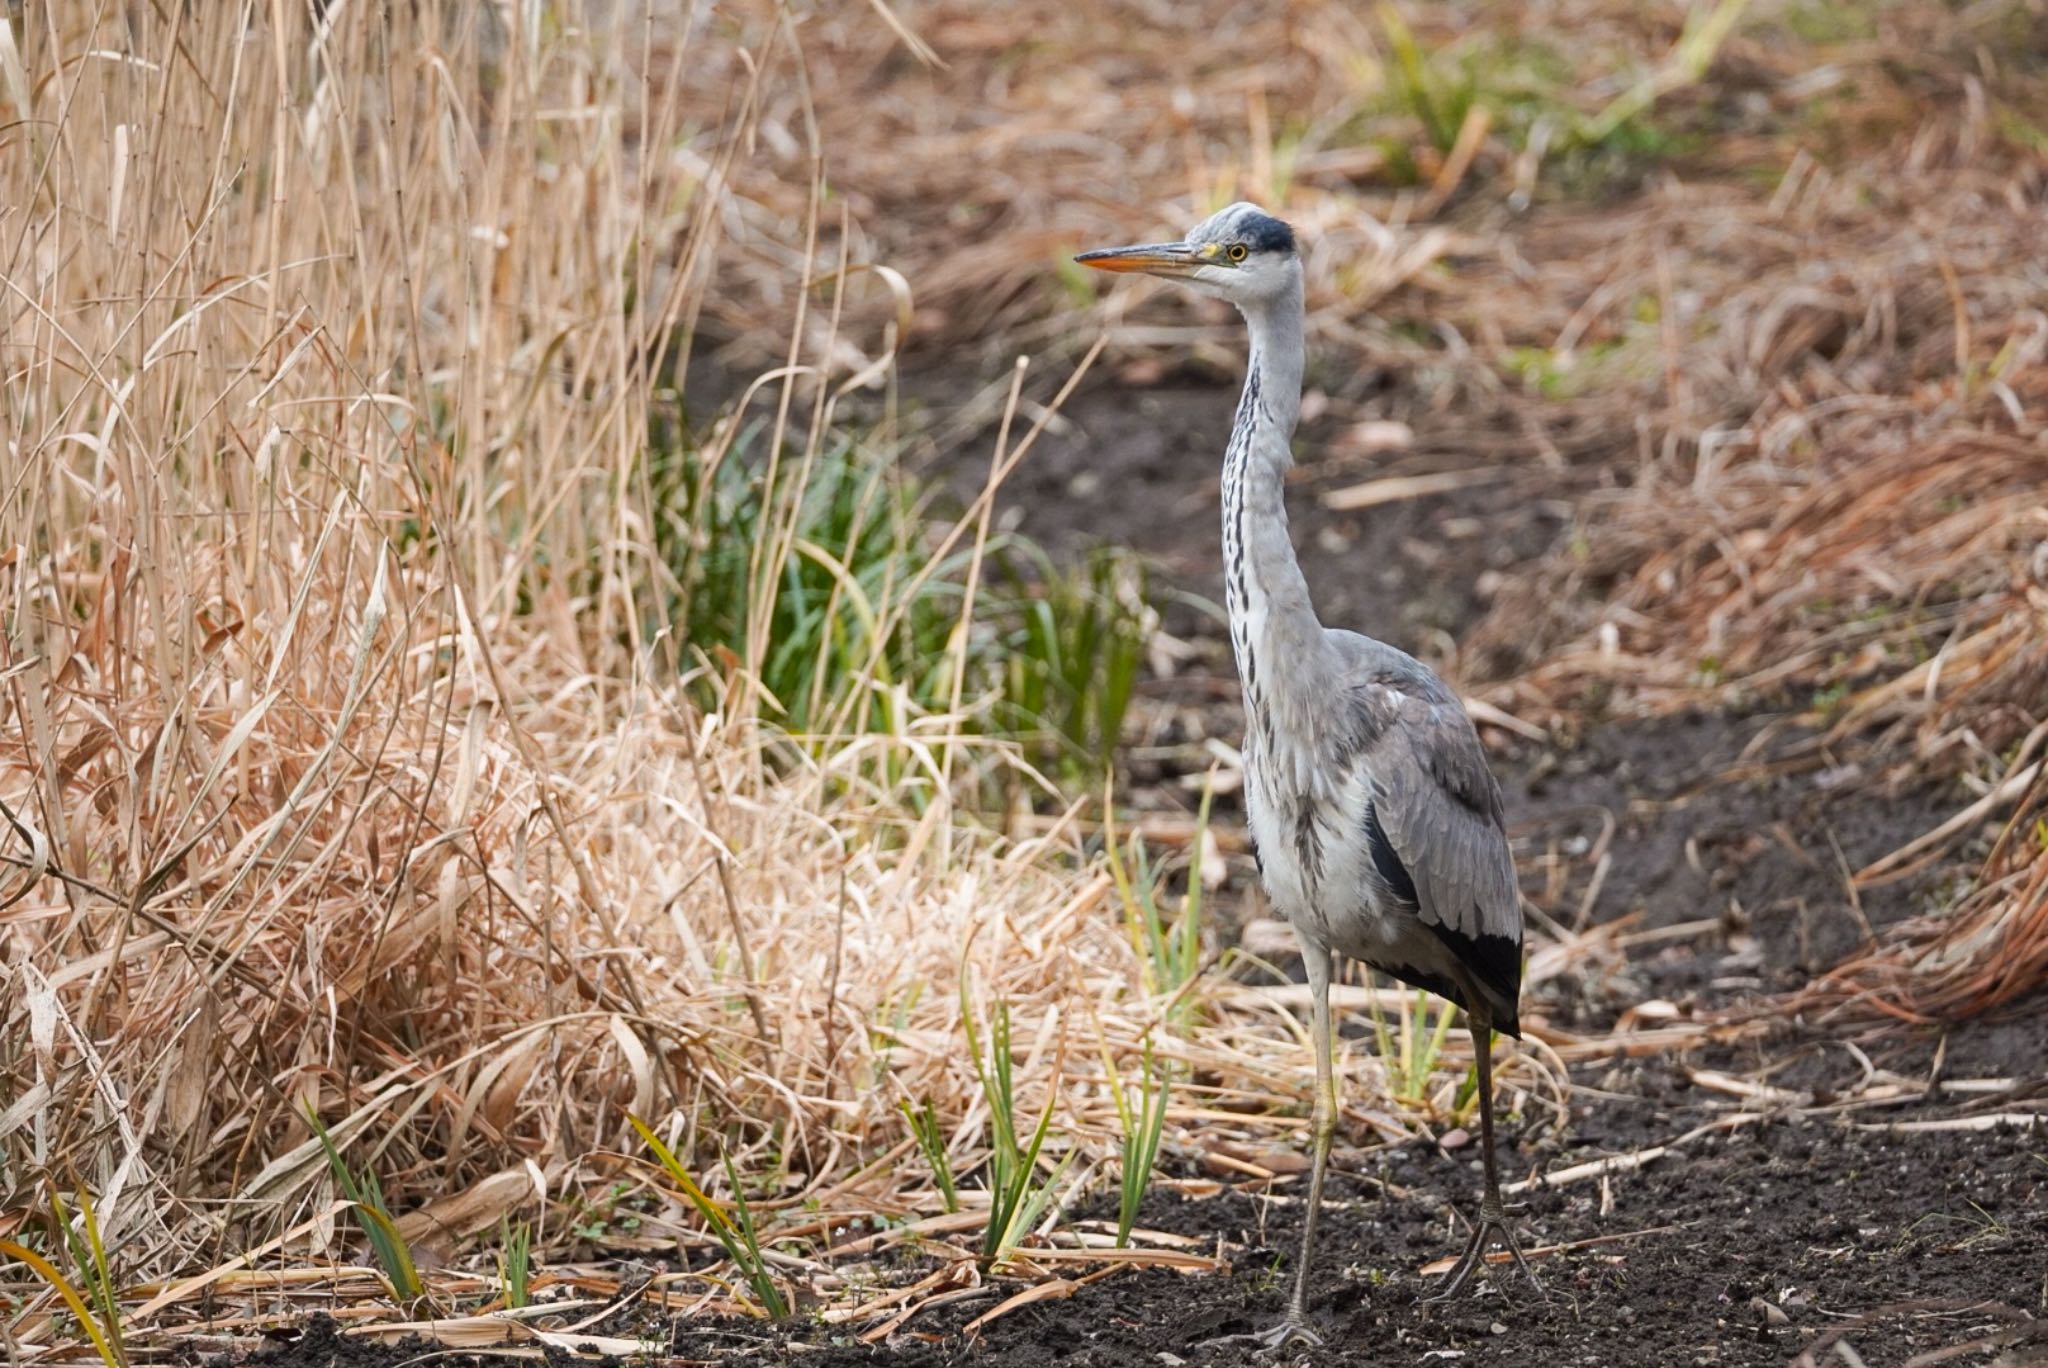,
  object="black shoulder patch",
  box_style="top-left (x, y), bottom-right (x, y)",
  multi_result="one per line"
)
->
top-left (1363, 801), bottom-right (1418, 908)
top-left (1242, 211), bottom-right (1296, 255)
